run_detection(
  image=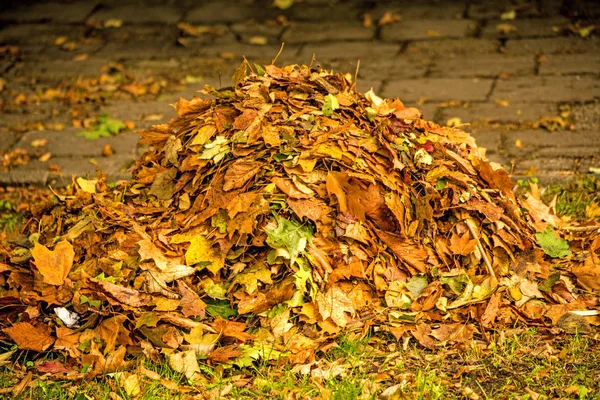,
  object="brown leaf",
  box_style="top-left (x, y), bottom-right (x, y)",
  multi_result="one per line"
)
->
top-left (3, 322), bottom-right (54, 351)
top-left (95, 315), bottom-right (132, 355)
top-left (54, 327), bottom-right (81, 358)
top-left (210, 318), bottom-right (254, 342)
top-left (36, 360), bottom-right (72, 374)
top-left (208, 344), bottom-right (243, 363)
top-left (571, 237), bottom-right (600, 290)
top-left (480, 291), bottom-right (502, 329)
top-left (448, 231), bottom-right (478, 256)
top-left (31, 240), bottom-right (74, 286)
top-left (172, 96), bottom-right (212, 117)
top-left (374, 229), bottom-right (430, 274)
top-left (177, 281), bottom-right (206, 318)
top-left (223, 160), bottom-right (263, 191)
top-left (316, 285), bottom-right (355, 328)
top-left (273, 177), bottom-right (311, 199)
top-left (89, 279), bottom-right (152, 308)
top-left (430, 323), bottom-right (476, 344)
